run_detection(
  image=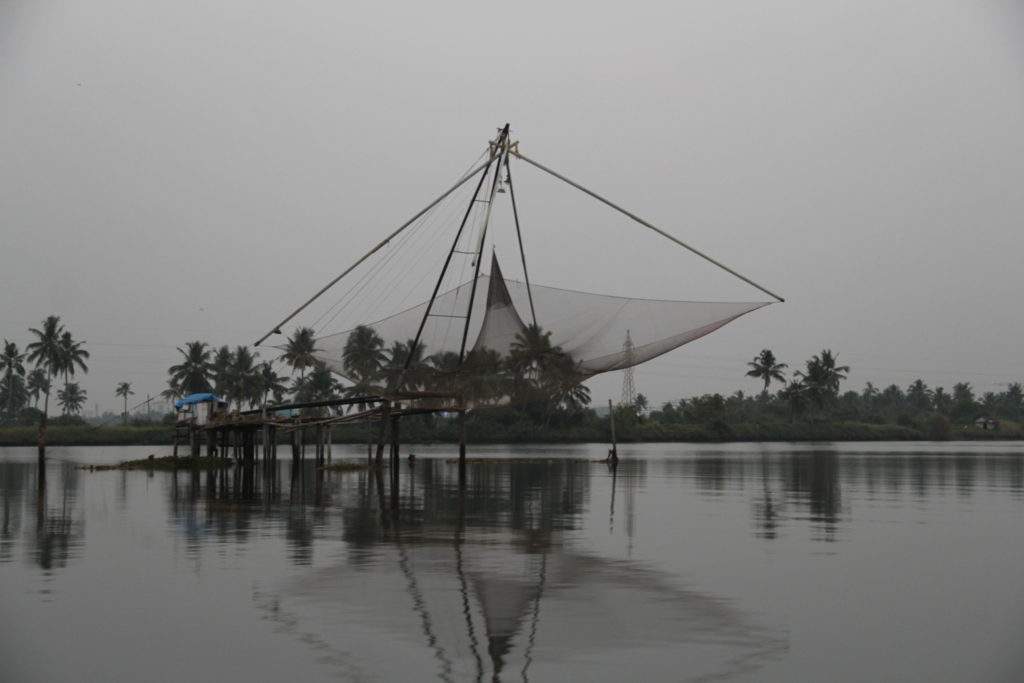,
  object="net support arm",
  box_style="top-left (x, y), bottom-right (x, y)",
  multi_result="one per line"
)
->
top-left (255, 160), bottom-right (491, 346)
top-left (514, 152), bottom-right (785, 303)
